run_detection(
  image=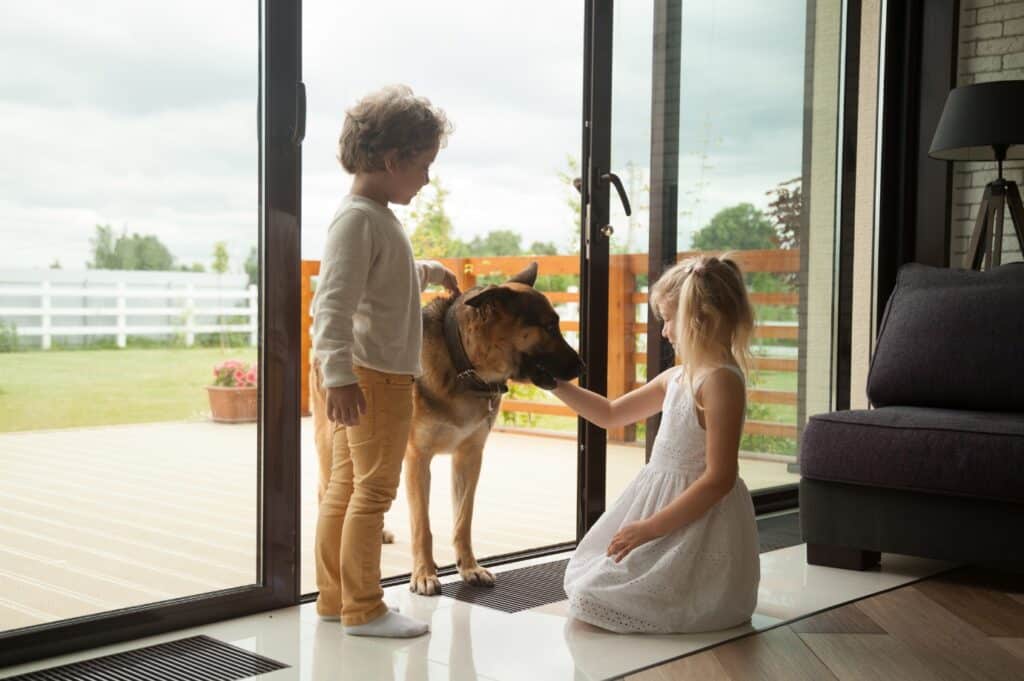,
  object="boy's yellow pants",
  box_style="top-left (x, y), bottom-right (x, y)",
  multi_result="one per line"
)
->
top-left (313, 363), bottom-right (414, 625)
